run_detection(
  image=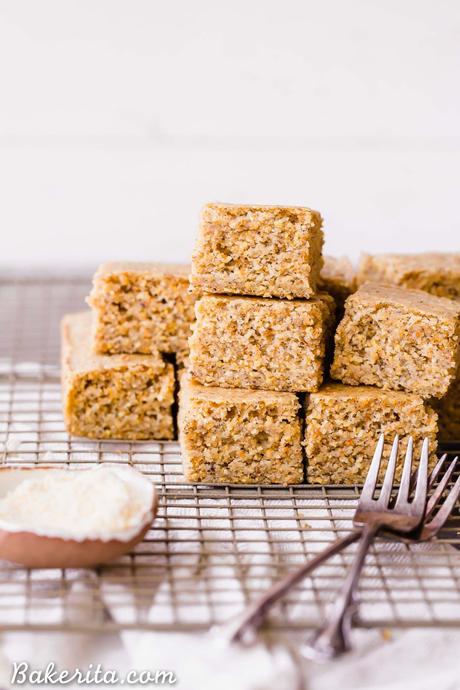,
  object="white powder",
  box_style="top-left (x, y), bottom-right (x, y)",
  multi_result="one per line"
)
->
top-left (0, 466), bottom-right (155, 541)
